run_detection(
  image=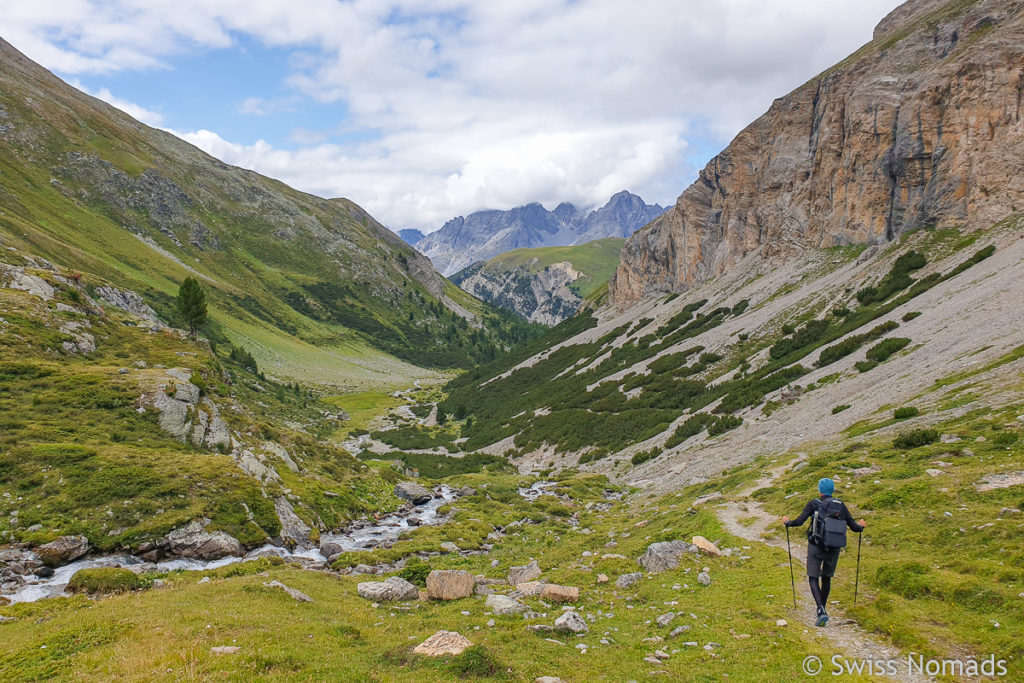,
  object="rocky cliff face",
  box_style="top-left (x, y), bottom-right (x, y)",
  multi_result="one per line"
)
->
top-left (453, 260), bottom-right (584, 326)
top-left (610, 0), bottom-right (1024, 308)
top-left (418, 191), bottom-right (665, 276)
